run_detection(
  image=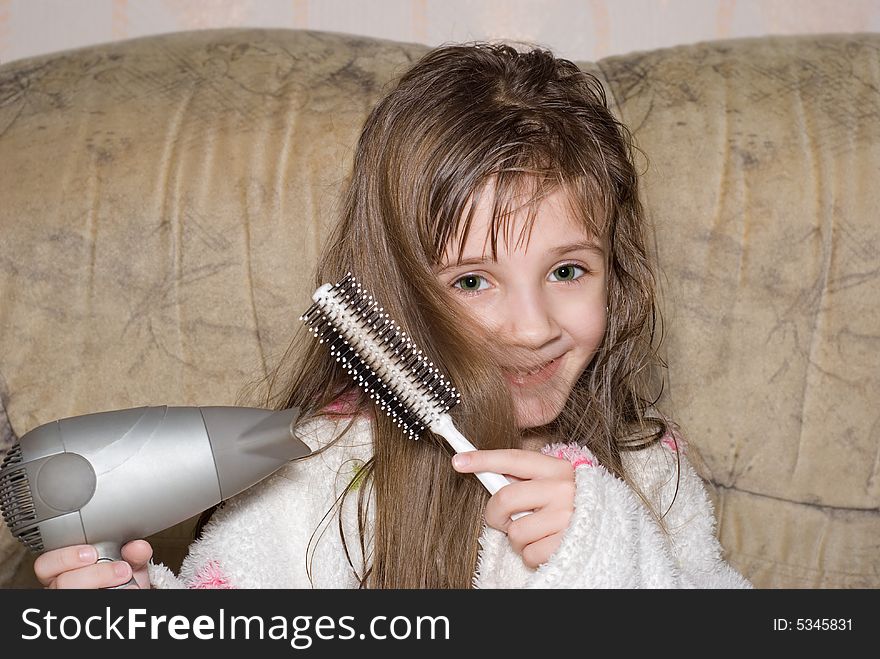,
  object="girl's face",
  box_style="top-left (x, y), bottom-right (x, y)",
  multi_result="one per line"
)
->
top-left (435, 187), bottom-right (608, 429)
